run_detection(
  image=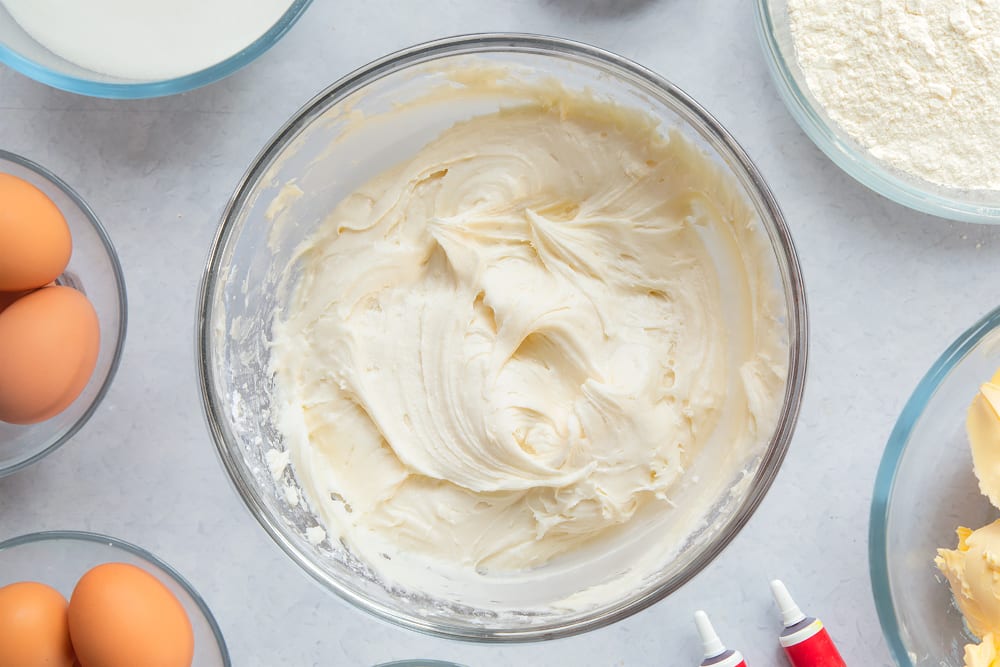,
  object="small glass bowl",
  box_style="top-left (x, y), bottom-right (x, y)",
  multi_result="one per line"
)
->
top-left (0, 0), bottom-right (312, 99)
top-left (0, 531), bottom-right (231, 665)
top-left (0, 151), bottom-right (127, 478)
top-left (198, 33), bottom-right (808, 641)
top-left (871, 306), bottom-right (1000, 665)
top-left (755, 0), bottom-right (1000, 223)
top-left (374, 662), bottom-right (467, 667)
